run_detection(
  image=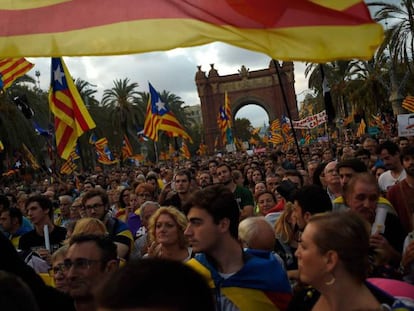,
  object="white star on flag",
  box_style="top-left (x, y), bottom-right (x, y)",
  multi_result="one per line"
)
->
top-left (155, 99), bottom-right (166, 112)
top-left (54, 64), bottom-right (65, 85)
